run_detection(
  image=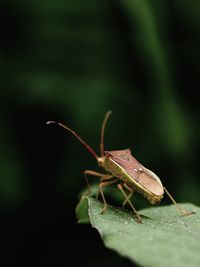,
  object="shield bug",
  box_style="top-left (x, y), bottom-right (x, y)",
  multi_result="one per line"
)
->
top-left (47, 111), bottom-right (193, 223)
